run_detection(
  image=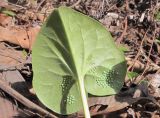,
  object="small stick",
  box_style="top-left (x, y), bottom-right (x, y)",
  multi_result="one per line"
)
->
top-left (137, 24), bottom-right (156, 83)
top-left (127, 28), bottom-right (149, 71)
top-left (126, 58), bottom-right (160, 72)
top-left (70, 0), bottom-right (81, 8)
top-left (36, 0), bottom-right (46, 12)
top-left (0, 79), bottom-right (57, 118)
top-left (107, 4), bottom-right (116, 11)
top-left (126, 0), bottom-right (129, 10)
top-left (116, 16), bottom-right (128, 44)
